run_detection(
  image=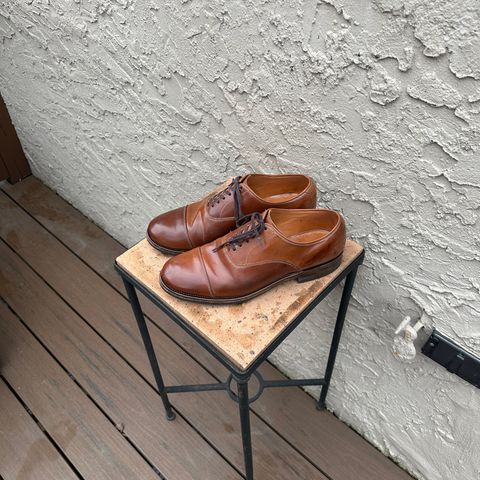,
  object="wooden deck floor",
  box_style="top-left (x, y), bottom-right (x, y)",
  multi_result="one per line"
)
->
top-left (0, 176), bottom-right (413, 480)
